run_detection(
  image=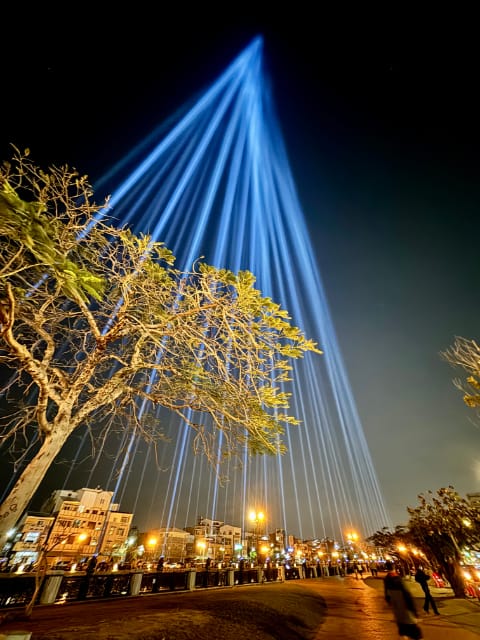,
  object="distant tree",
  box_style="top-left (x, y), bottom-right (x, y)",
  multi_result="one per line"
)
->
top-left (407, 487), bottom-right (480, 597)
top-left (441, 336), bottom-right (480, 410)
top-left (366, 525), bottom-right (421, 575)
top-left (0, 148), bottom-right (321, 547)
top-left (366, 525), bottom-right (410, 552)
